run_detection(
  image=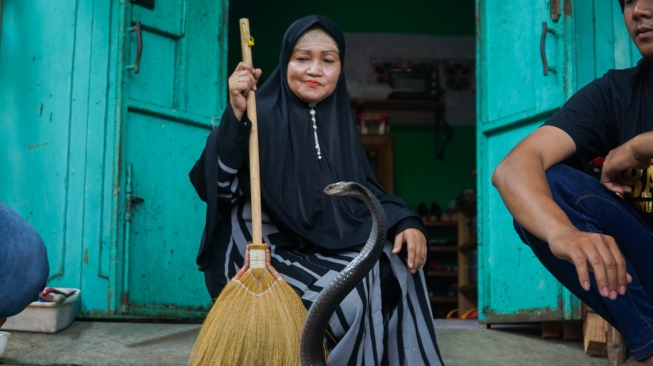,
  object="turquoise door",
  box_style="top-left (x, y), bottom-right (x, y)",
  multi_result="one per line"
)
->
top-left (0, 0), bottom-right (227, 319)
top-left (478, 0), bottom-right (640, 323)
top-left (477, 0), bottom-right (576, 323)
top-left (108, 0), bottom-right (228, 318)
